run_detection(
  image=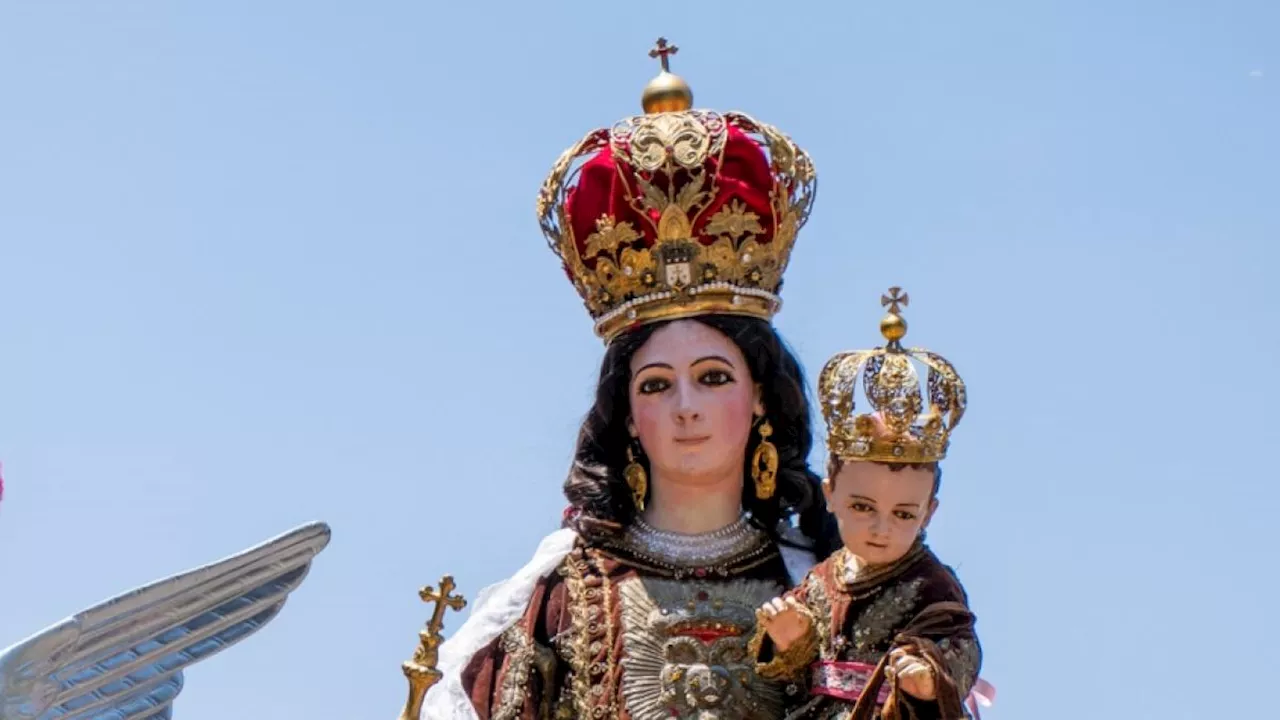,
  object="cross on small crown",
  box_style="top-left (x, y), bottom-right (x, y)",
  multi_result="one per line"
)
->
top-left (649, 37), bottom-right (679, 72)
top-left (881, 286), bottom-right (909, 315)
